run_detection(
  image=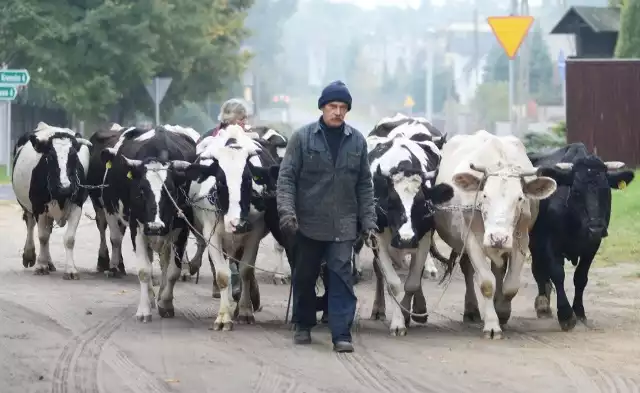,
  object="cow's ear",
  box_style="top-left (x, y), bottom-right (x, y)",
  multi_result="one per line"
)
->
top-left (537, 166), bottom-right (573, 186)
top-left (269, 164), bottom-right (280, 182)
top-left (101, 147), bottom-right (117, 165)
top-left (452, 172), bottom-right (482, 191)
top-left (607, 169), bottom-right (635, 189)
top-left (29, 134), bottom-right (48, 153)
top-left (425, 183), bottom-right (454, 205)
top-left (185, 163), bottom-right (212, 182)
top-left (524, 176), bottom-right (557, 200)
